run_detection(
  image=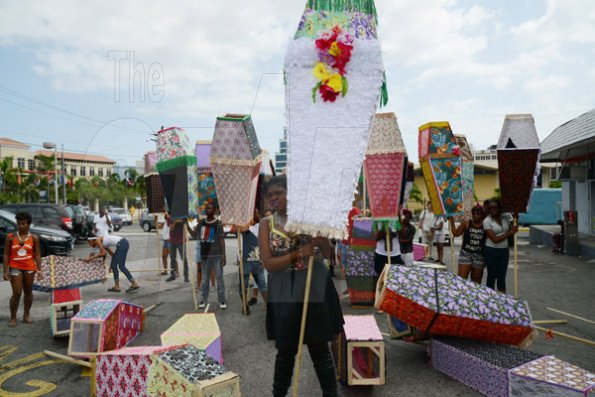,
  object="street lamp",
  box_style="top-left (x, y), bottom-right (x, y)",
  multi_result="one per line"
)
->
top-left (43, 142), bottom-right (58, 204)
